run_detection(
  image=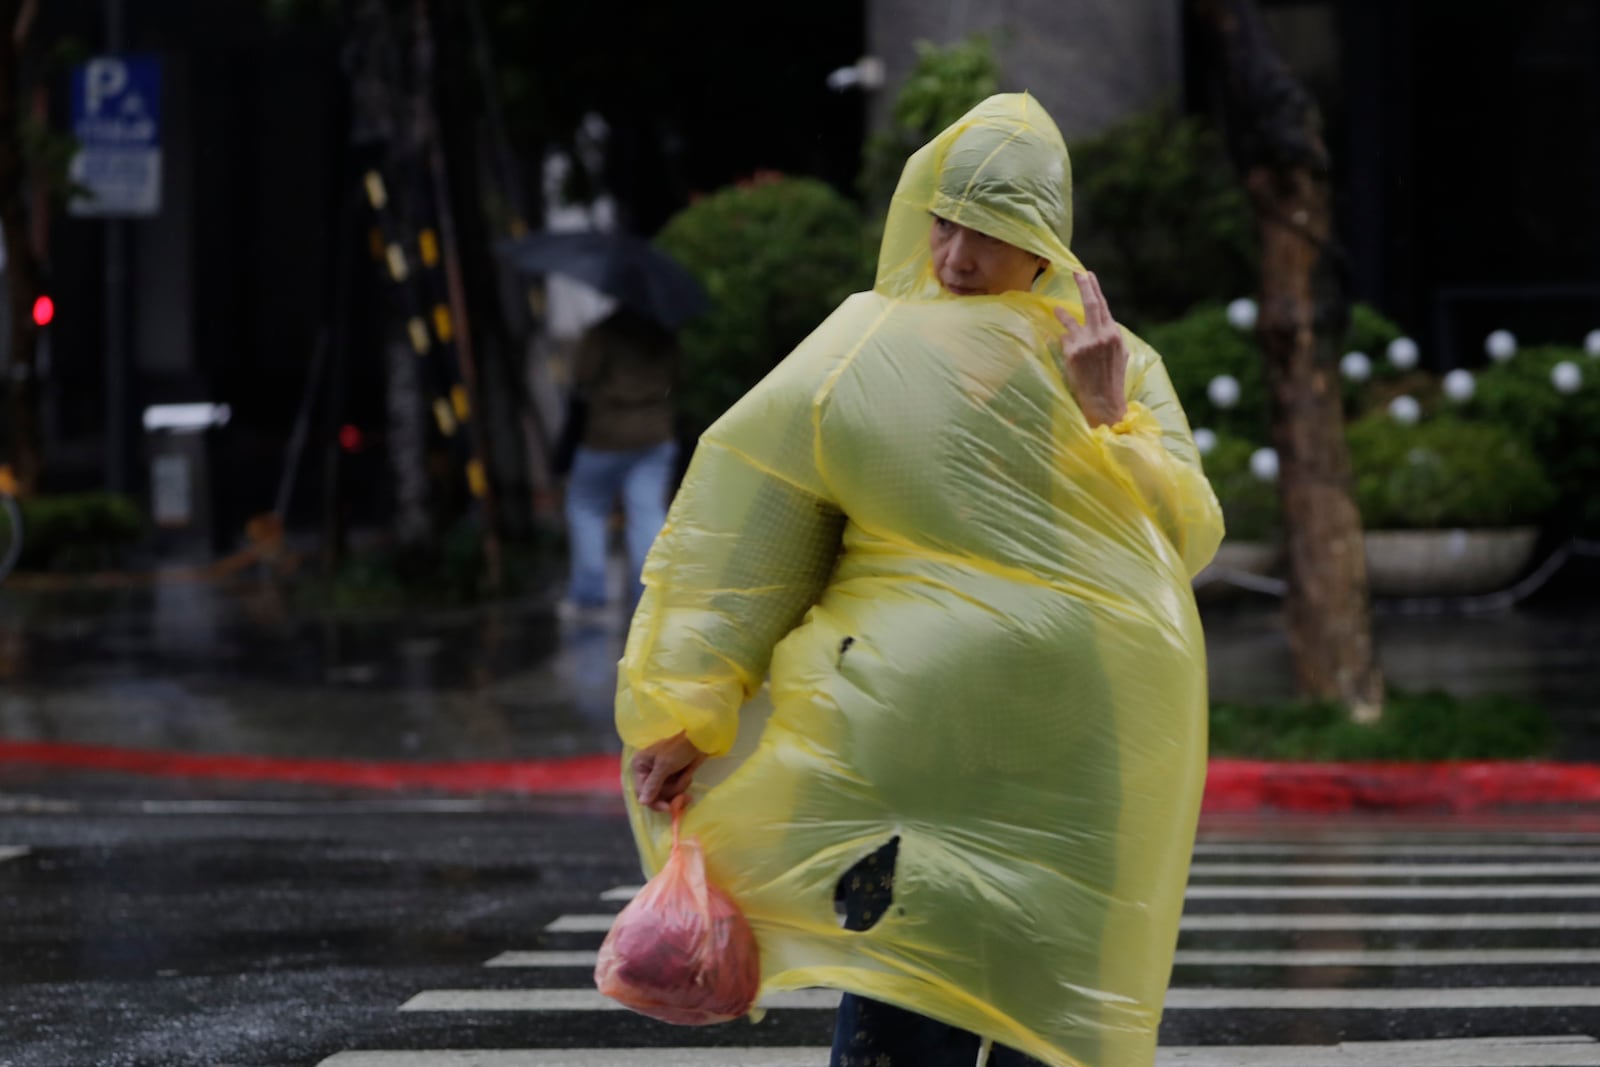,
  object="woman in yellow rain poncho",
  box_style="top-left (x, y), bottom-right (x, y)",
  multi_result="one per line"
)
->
top-left (614, 93), bottom-right (1224, 1067)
